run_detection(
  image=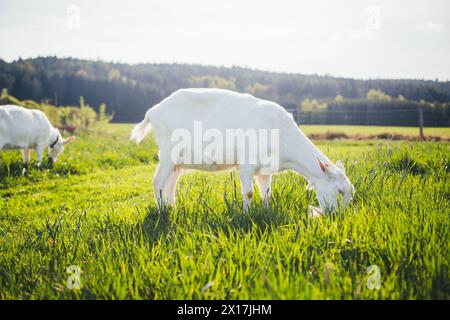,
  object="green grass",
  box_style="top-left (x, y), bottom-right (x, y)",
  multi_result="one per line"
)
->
top-left (0, 125), bottom-right (449, 299)
top-left (300, 125), bottom-right (450, 139)
top-left (112, 123), bottom-right (450, 139)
